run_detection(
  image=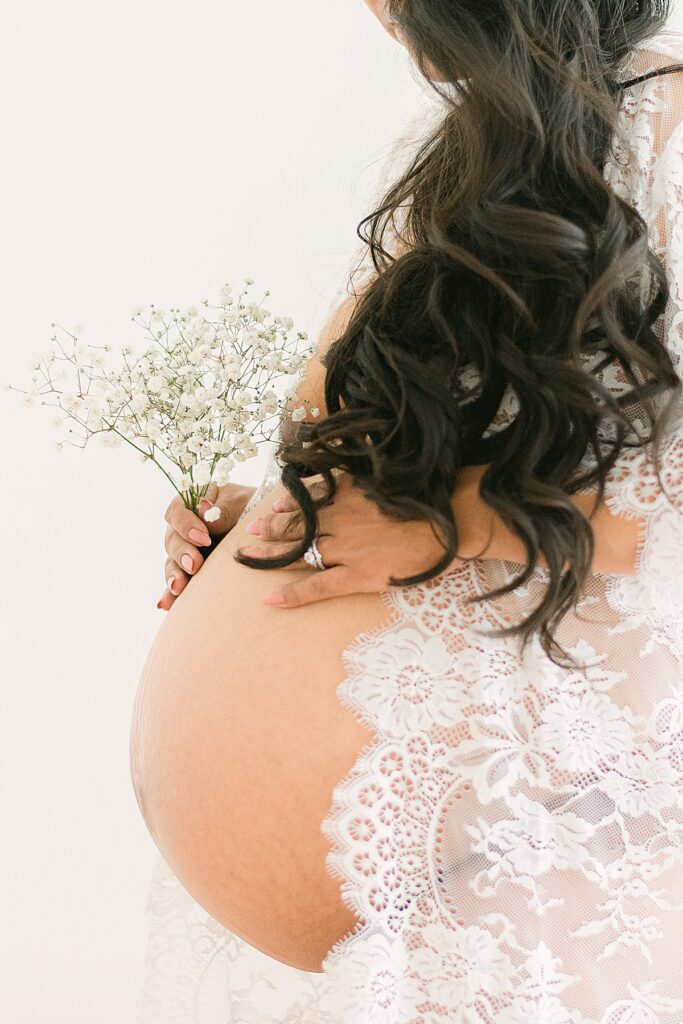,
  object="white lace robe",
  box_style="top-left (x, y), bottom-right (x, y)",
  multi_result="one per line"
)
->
top-left (135, 29), bottom-right (683, 1024)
